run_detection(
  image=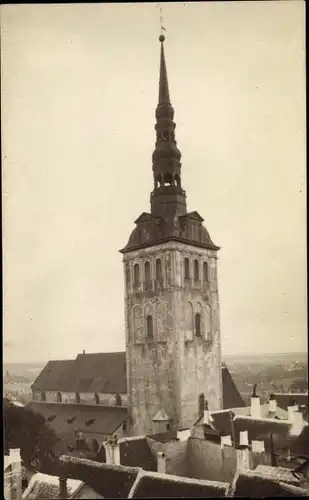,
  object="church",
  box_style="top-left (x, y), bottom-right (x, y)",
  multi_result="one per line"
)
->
top-left (29, 35), bottom-right (244, 451)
